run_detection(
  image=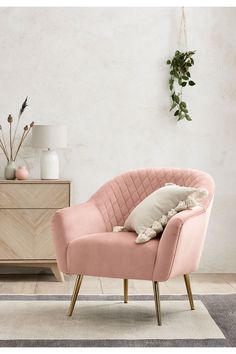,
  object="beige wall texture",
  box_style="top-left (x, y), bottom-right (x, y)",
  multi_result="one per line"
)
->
top-left (0, 7), bottom-right (235, 272)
